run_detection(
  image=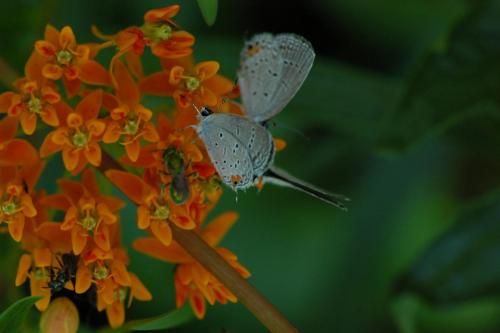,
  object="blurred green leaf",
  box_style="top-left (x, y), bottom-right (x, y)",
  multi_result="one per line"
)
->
top-left (379, 0), bottom-right (500, 152)
top-left (396, 194), bottom-right (500, 303)
top-left (196, 0), bottom-right (218, 26)
top-left (0, 296), bottom-right (41, 333)
top-left (101, 305), bottom-right (193, 332)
